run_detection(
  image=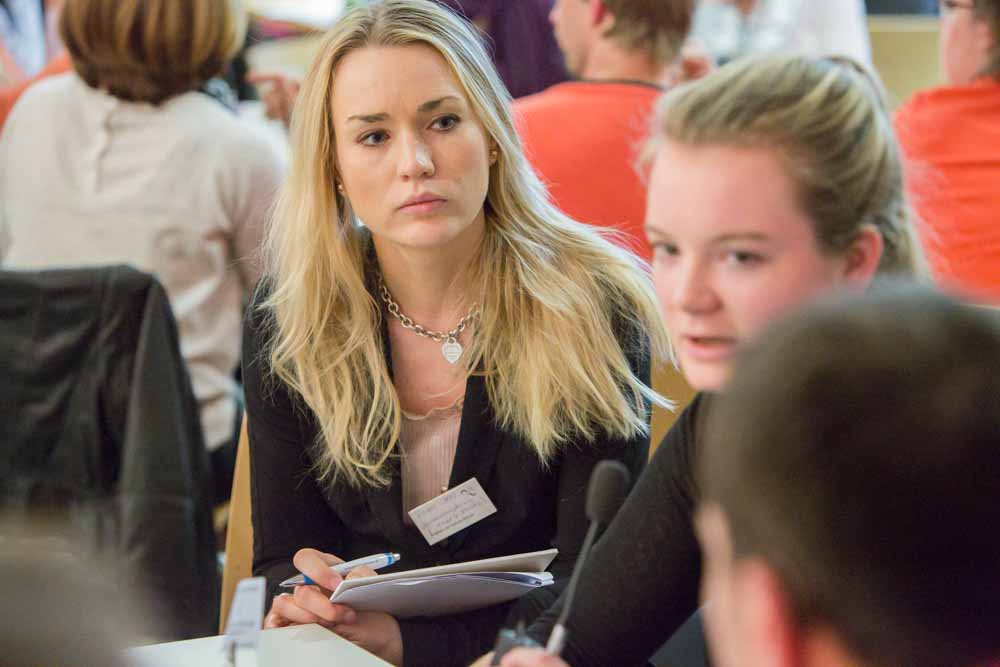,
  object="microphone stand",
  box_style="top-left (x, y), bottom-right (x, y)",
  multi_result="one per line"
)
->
top-left (544, 520), bottom-right (599, 655)
top-left (490, 460), bottom-right (630, 664)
